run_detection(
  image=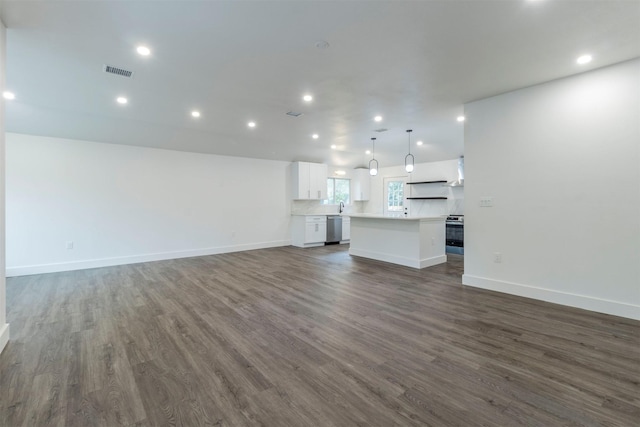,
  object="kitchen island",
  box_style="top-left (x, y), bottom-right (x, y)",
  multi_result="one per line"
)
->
top-left (347, 214), bottom-right (446, 269)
